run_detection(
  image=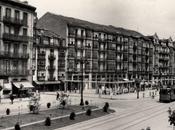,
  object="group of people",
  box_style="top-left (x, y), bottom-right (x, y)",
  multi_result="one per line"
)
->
top-left (56, 91), bottom-right (69, 106)
top-left (98, 86), bottom-right (113, 99)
